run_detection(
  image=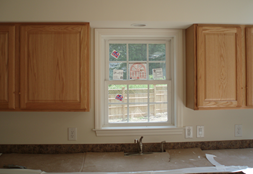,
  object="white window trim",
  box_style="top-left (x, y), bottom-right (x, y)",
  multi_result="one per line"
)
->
top-left (94, 29), bottom-right (184, 136)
